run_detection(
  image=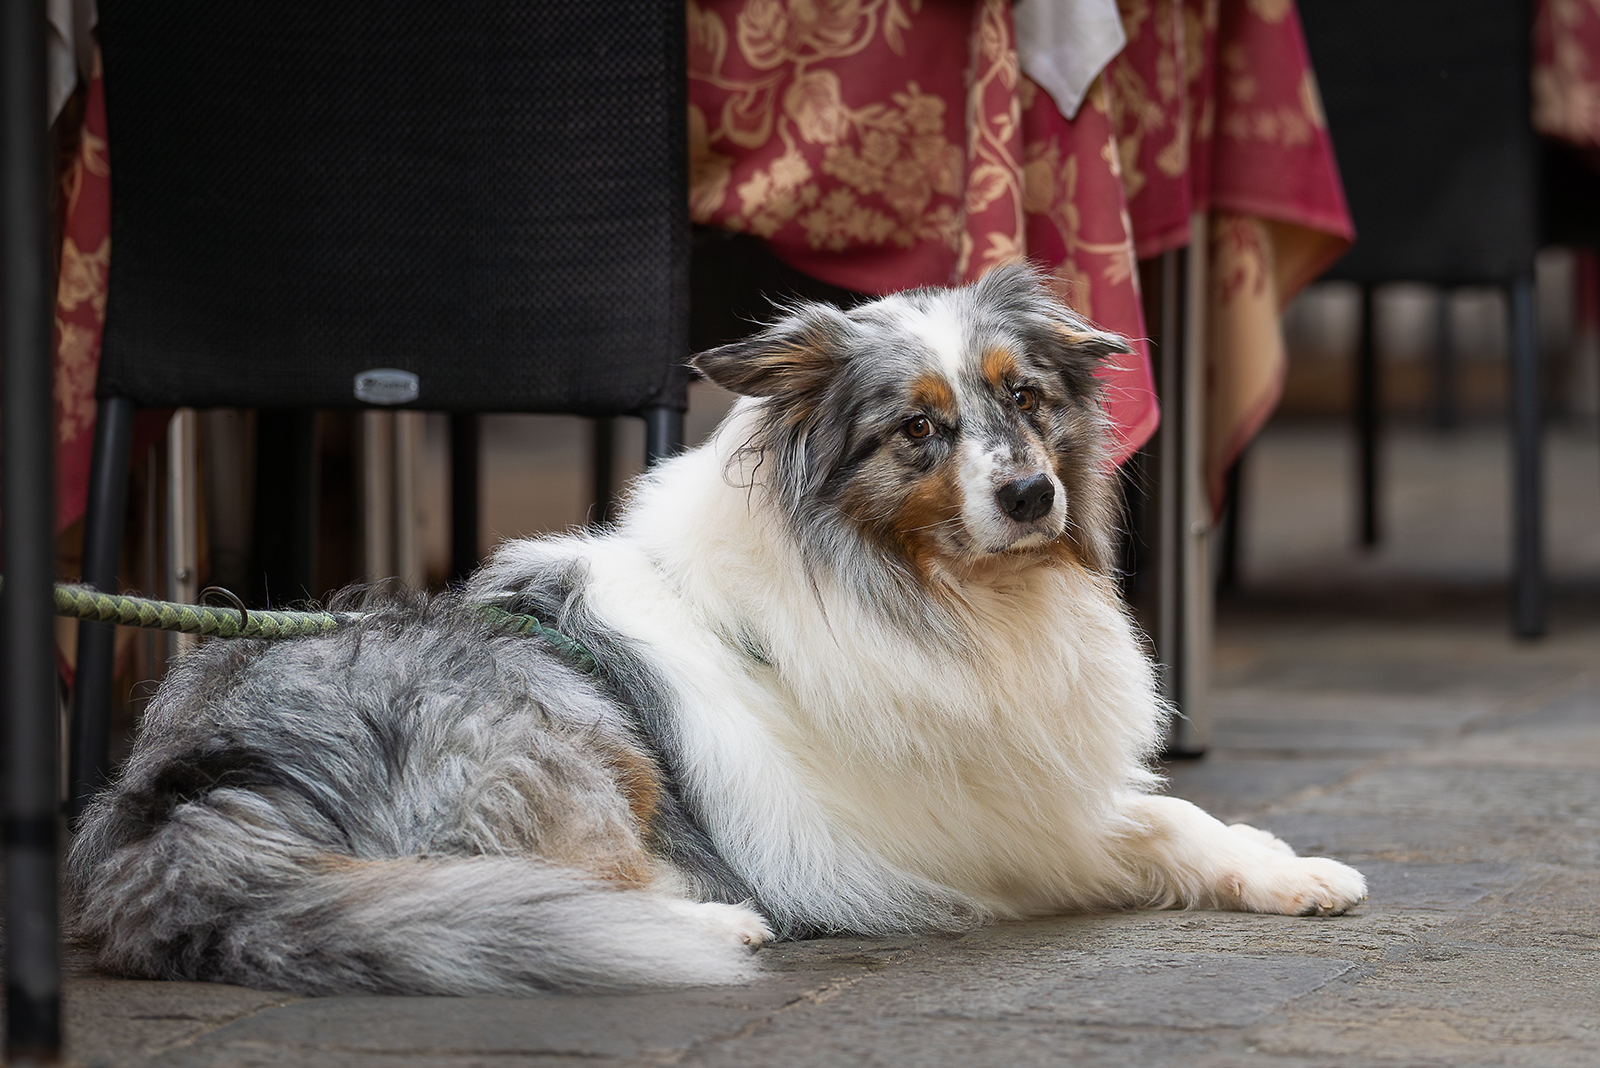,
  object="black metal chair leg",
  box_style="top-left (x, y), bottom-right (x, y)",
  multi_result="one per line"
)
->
top-left (1357, 282), bottom-right (1381, 548)
top-left (1509, 273), bottom-right (1545, 638)
top-left (252, 410), bottom-right (319, 607)
top-left (4, 4), bottom-right (65, 1051)
top-left (69, 395), bottom-right (136, 824)
top-left (1217, 453), bottom-right (1245, 595)
top-left (591, 417), bottom-right (616, 526)
top-left (1434, 287), bottom-right (1458, 430)
top-left (449, 413), bottom-right (480, 583)
top-left (643, 406), bottom-right (685, 467)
